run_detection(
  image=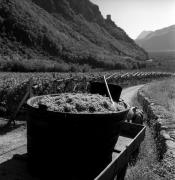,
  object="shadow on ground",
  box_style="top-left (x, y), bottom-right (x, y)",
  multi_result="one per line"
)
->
top-left (0, 153), bottom-right (40, 180)
top-left (0, 119), bottom-right (26, 135)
